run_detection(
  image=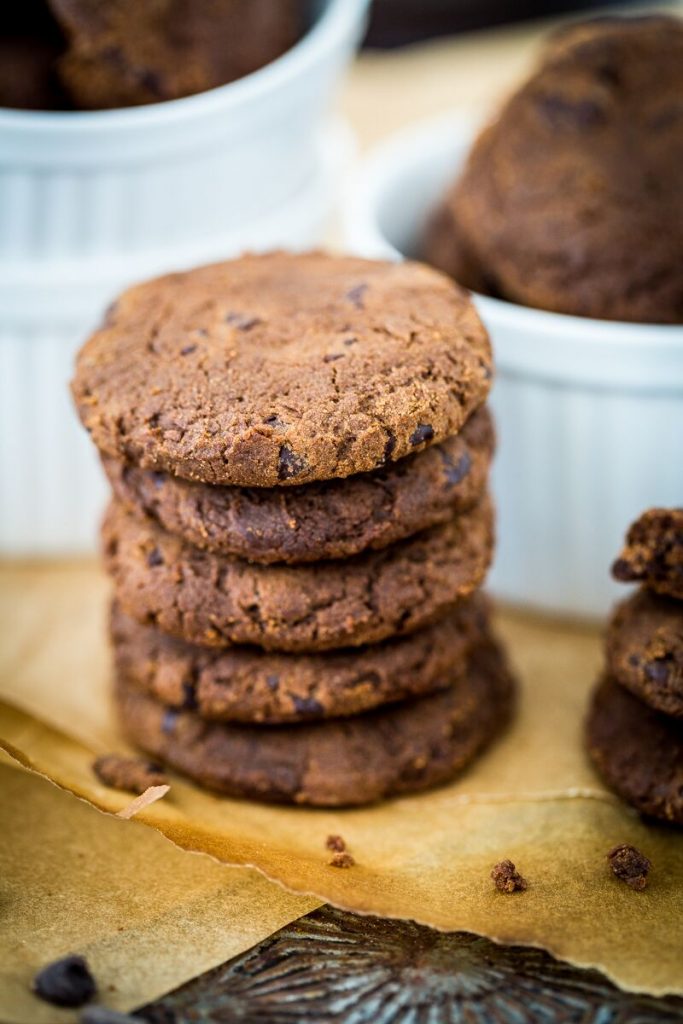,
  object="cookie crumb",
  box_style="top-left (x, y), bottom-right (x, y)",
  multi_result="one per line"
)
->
top-left (326, 834), bottom-right (346, 852)
top-left (329, 851), bottom-right (355, 869)
top-left (93, 754), bottom-right (167, 795)
top-left (607, 844), bottom-right (651, 890)
top-left (33, 954), bottom-right (96, 1008)
top-left (491, 859), bottom-right (528, 893)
